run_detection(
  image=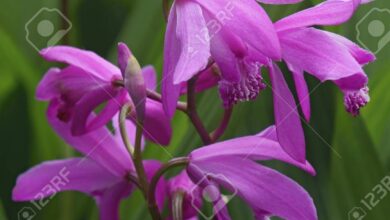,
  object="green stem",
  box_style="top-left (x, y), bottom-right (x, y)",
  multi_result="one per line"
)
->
top-left (210, 107), bottom-right (233, 142)
top-left (133, 120), bottom-right (149, 195)
top-left (148, 157), bottom-right (190, 218)
top-left (119, 104), bottom-right (161, 220)
top-left (187, 77), bottom-right (212, 145)
top-left (134, 119), bottom-right (163, 220)
top-left (119, 104), bottom-right (134, 155)
top-left (125, 173), bottom-right (142, 189)
top-left (146, 89), bottom-right (188, 112)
